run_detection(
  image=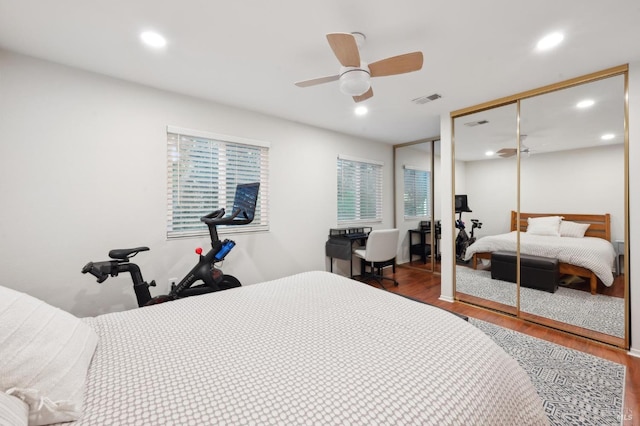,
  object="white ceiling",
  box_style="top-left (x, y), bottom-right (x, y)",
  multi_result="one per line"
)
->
top-left (454, 74), bottom-right (626, 161)
top-left (1, 0), bottom-right (639, 145)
